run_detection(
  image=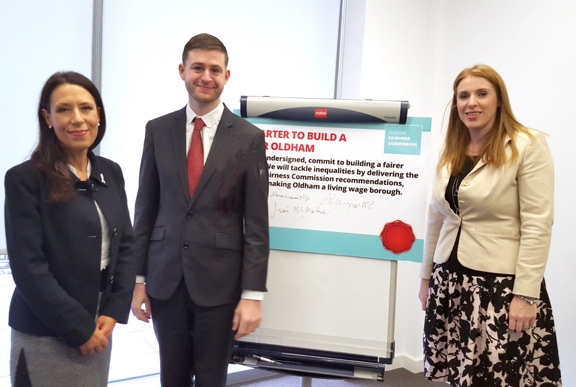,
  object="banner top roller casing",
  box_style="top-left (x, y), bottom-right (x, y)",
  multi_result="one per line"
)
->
top-left (240, 96), bottom-right (410, 124)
